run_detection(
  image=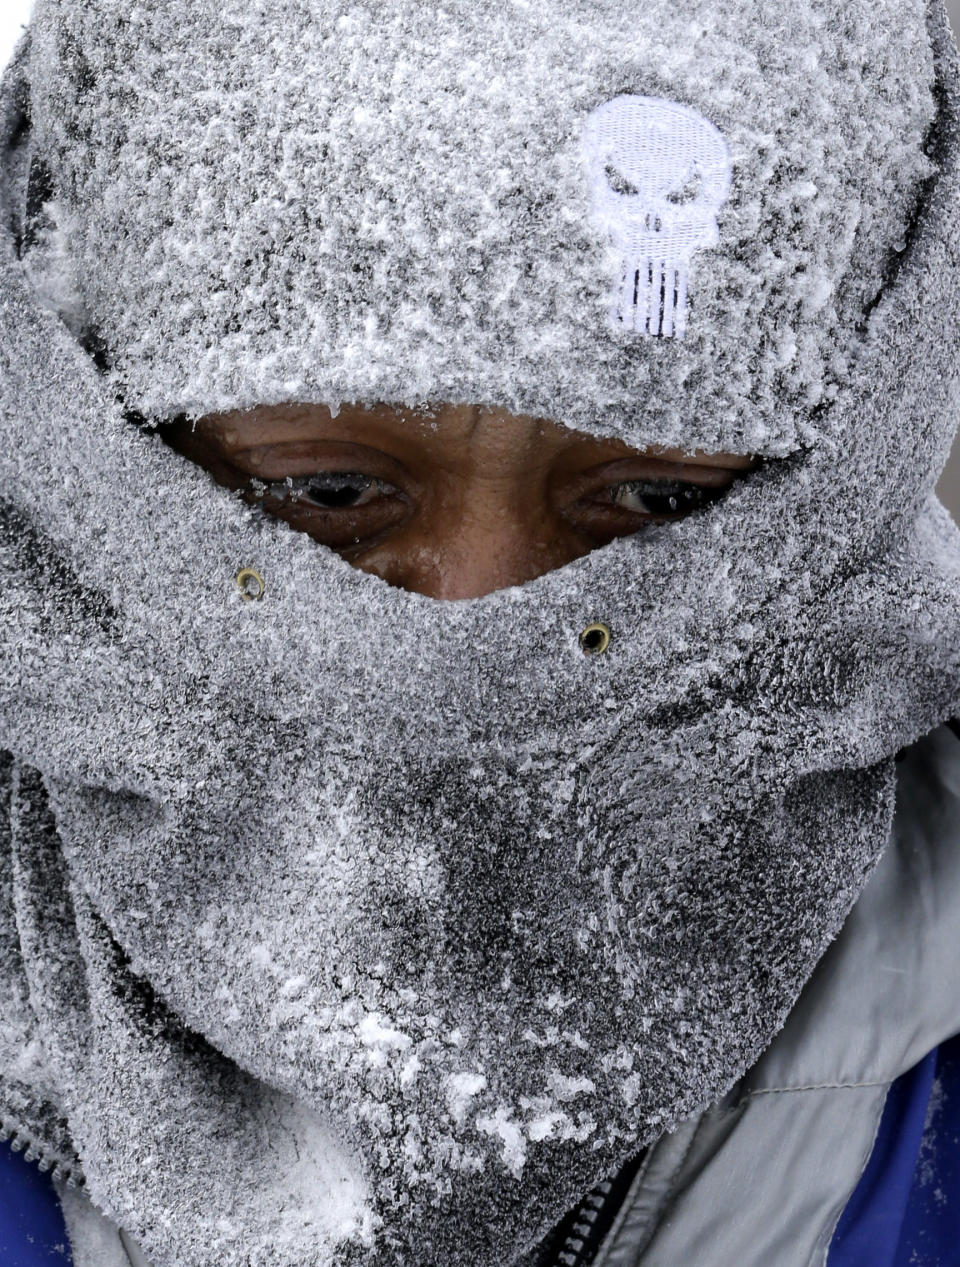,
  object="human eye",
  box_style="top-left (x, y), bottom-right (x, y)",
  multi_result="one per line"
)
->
top-left (564, 460), bottom-right (748, 546)
top-left (260, 472), bottom-right (396, 509)
top-left (606, 477), bottom-right (730, 517)
top-left (245, 471), bottom-right (408, 549)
